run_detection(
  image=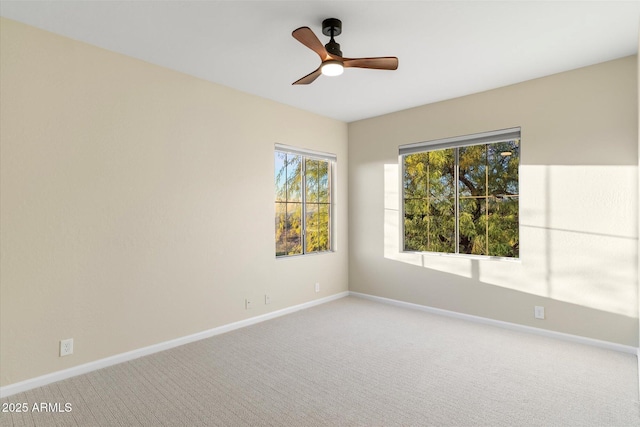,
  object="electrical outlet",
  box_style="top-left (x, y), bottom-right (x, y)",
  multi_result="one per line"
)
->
top-left (60, 338), bottom-right (73, 357)
top-left (534, 306), bottom-right (545, 319)
top-left (265, 294), bottom-right (271, 305)
top-left (315, 282), bottom-right (320, 293)
top-left (245, 298), bottom-right (253, 309)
